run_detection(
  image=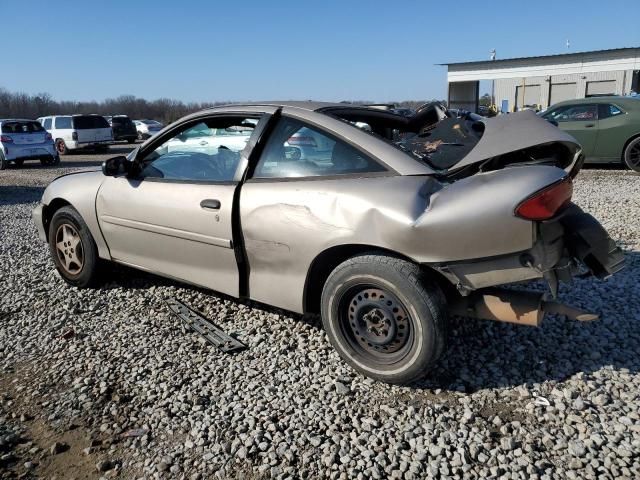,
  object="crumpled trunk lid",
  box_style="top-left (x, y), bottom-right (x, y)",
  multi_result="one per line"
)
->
top-left (403, 110), bottom-right (582, 178)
